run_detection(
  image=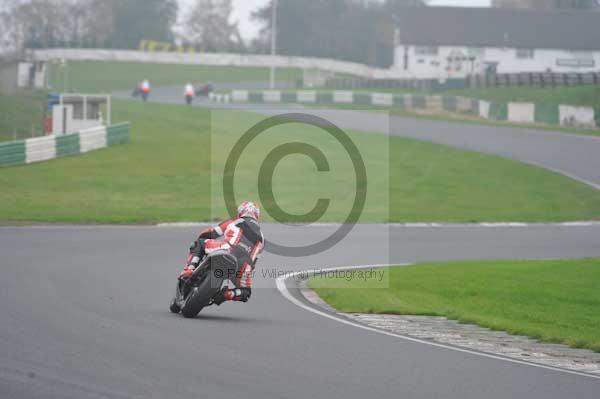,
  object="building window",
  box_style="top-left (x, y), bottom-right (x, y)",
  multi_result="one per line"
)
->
top-left (516, 49), bottom-right (535, 59)
top-left (567, 50), bottom-right (593, 59)
top-left (468, 47), bottom-right (486, 58)
top-left (72, 103), bottom-right (83, 120)
top-left (415, 46), bottom-right (438, 56)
